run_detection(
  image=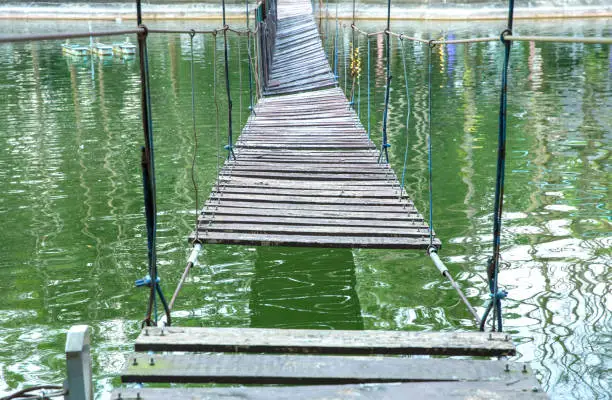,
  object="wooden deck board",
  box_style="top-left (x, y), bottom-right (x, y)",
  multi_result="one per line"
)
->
top-left (135, 327), bottom-right (514, 356)
top-left (113, 382), bottom-right (547, 400)
top-left (121, 353), bottom-right (531, 385)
